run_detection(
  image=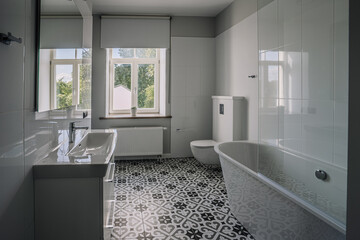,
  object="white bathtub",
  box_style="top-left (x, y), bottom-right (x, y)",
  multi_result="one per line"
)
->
top-left (215, 141), bottom-right (345, 240)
